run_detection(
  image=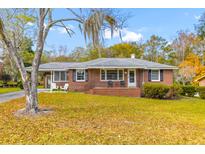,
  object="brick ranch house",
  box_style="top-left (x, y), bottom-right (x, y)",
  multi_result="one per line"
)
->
top-left (35, 55), bottom-right (177, 97)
